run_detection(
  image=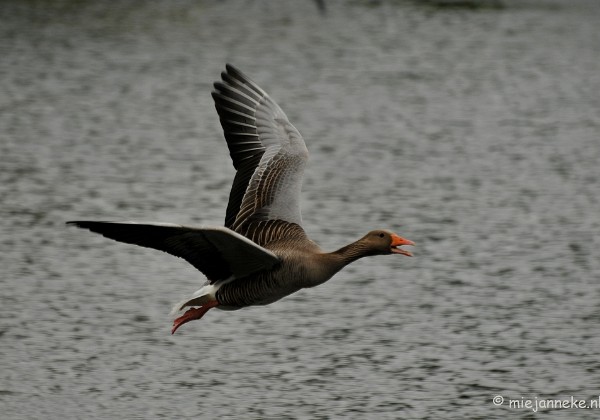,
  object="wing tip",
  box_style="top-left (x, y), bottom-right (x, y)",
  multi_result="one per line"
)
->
top-left (66, 220), bottom-right (112, 225)
top-left (66, 220), bottom-right (89, 227)
top-left (220, 64), bottom-right (267, 96)
top-left (225, 63), bottom-right (239, 74)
